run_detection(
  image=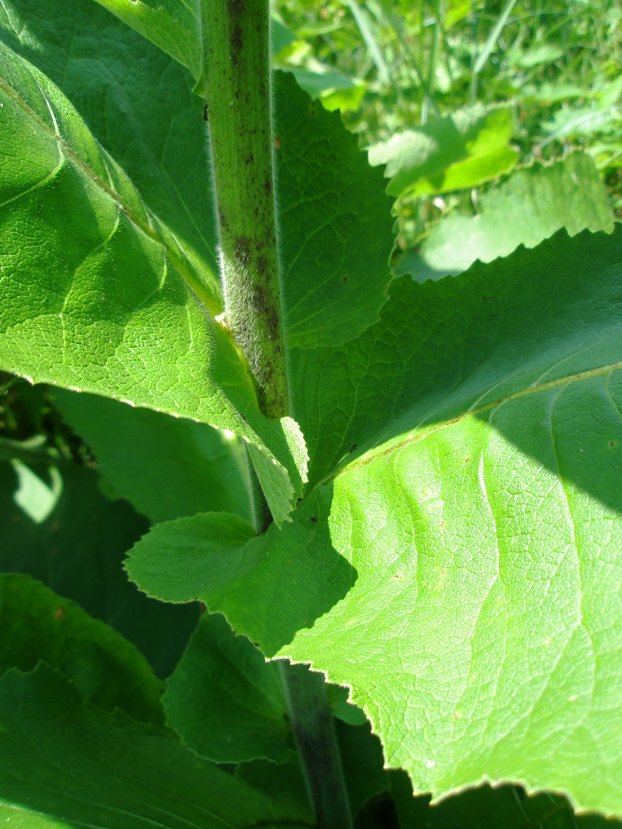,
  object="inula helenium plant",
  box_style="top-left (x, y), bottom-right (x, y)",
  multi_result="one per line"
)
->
top-left (0, 1), bottom-right (621, 827)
